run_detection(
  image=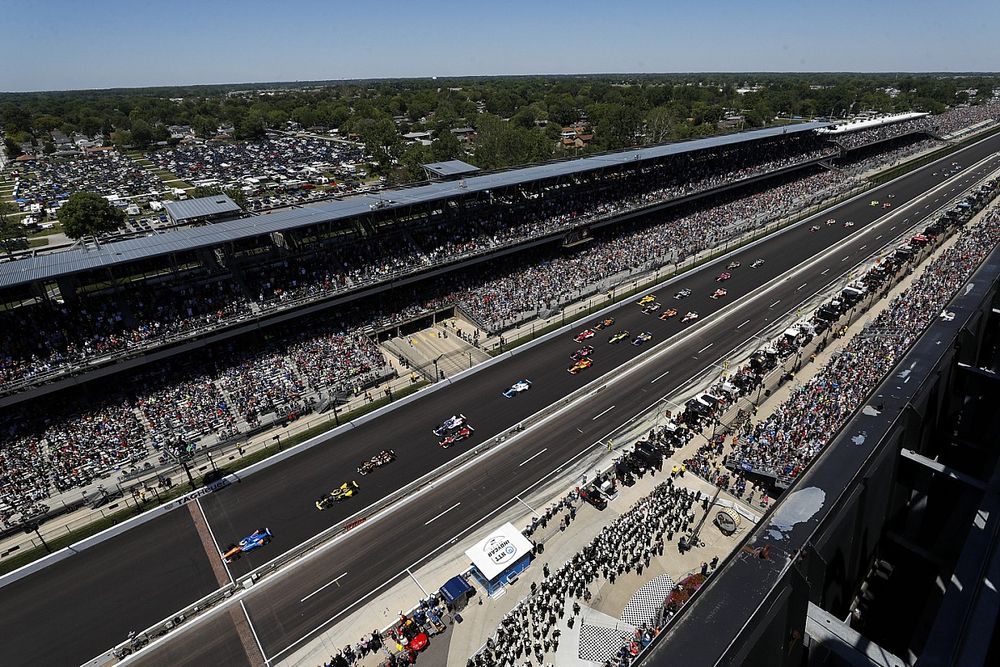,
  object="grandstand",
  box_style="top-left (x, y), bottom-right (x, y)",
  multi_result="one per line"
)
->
top-left (0, 115), bottom-right (987, 534)
top-left (0, 123), bottom-right (836, 405)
